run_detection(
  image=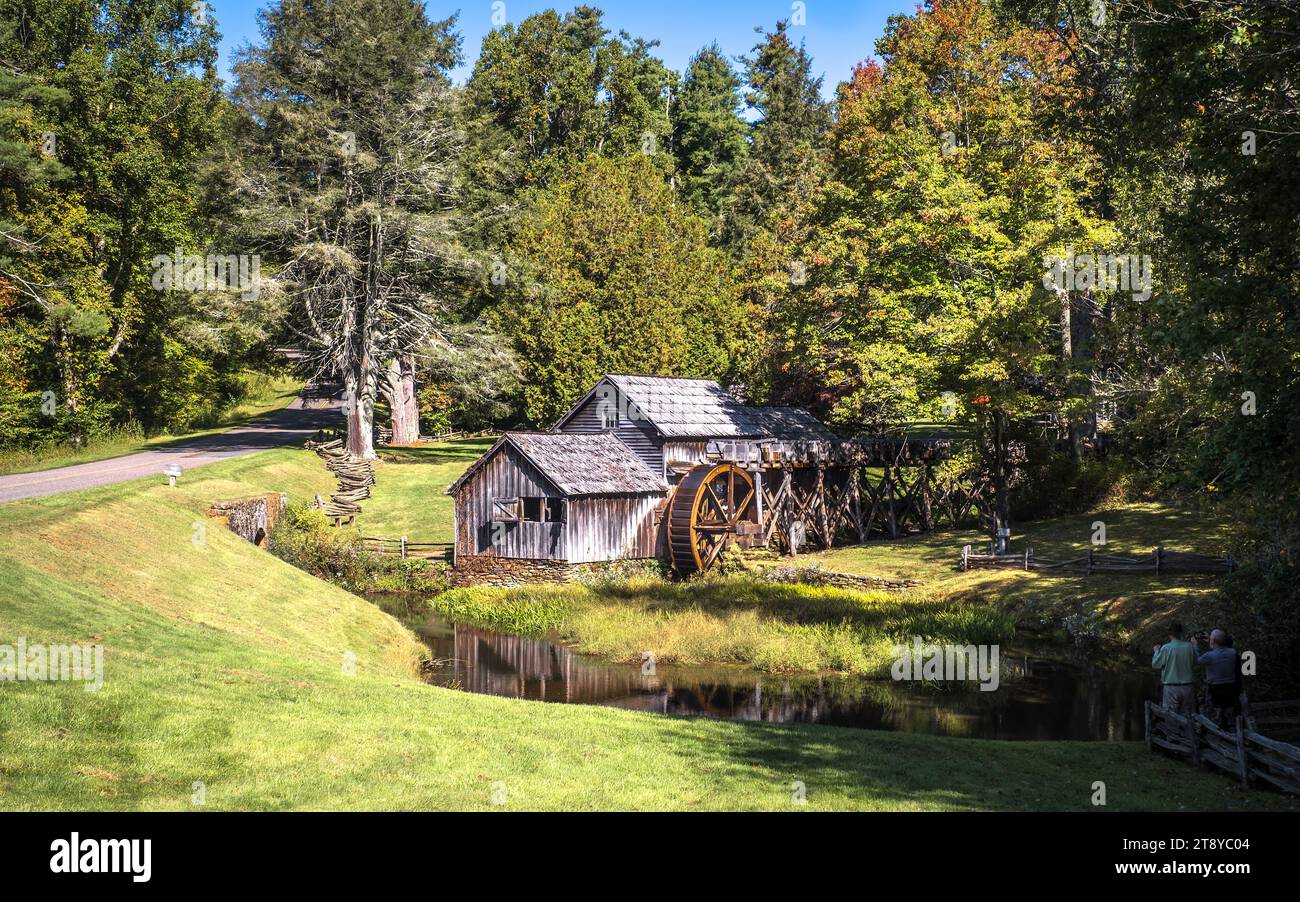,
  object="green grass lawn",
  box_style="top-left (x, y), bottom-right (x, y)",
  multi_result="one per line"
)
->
top-left (0, 371), bottom-right (304, 477)
top-left (355, 439), bottom-right (494, 542)
top-left (1, 444), bottom-right (1292, 810)
top-left (792, 503), bottom-right (1239, 653)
